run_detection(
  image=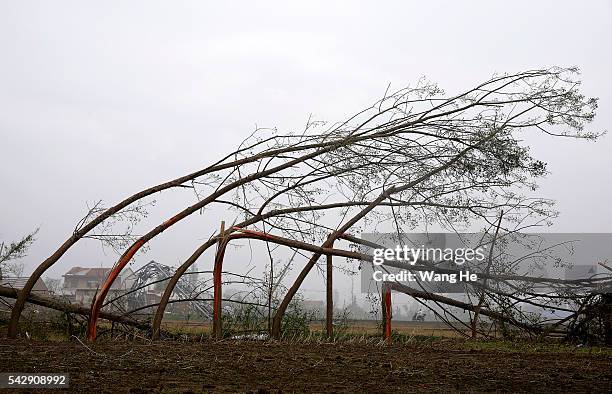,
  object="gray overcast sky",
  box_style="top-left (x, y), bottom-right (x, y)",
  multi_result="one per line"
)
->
top-left (1, 1), bottom-right (611, 299)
